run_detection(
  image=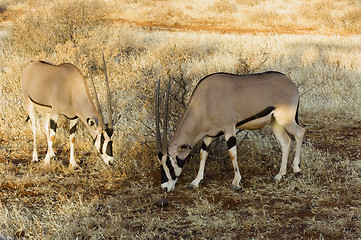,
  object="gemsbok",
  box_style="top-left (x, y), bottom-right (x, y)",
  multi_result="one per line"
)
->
top-left (21, 59), bottom-right (114, 168)
top-left (156, 71), bottom-right (306, 192)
